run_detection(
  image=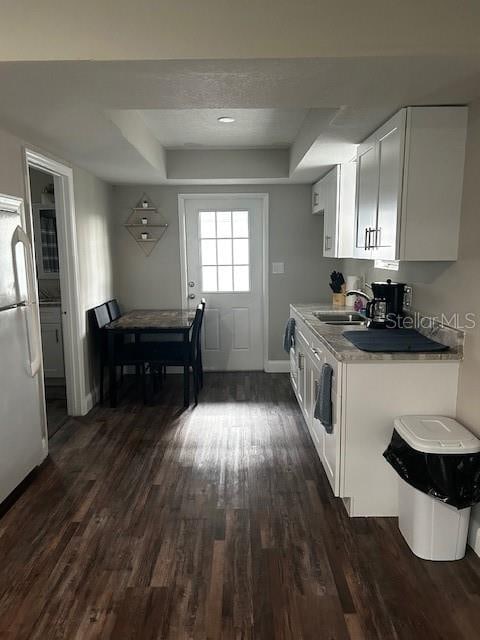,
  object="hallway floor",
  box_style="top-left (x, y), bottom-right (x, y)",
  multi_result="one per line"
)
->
top-left (0, 372), bottom-right (480, 639)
